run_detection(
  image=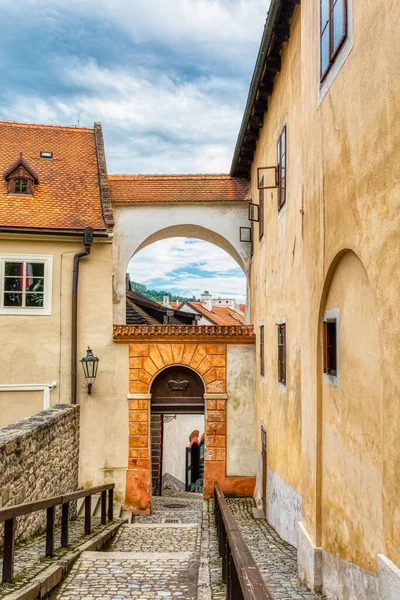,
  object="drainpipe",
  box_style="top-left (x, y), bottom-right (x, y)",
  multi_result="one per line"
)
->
top-left (71, 227), bottom-right (94, 404)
